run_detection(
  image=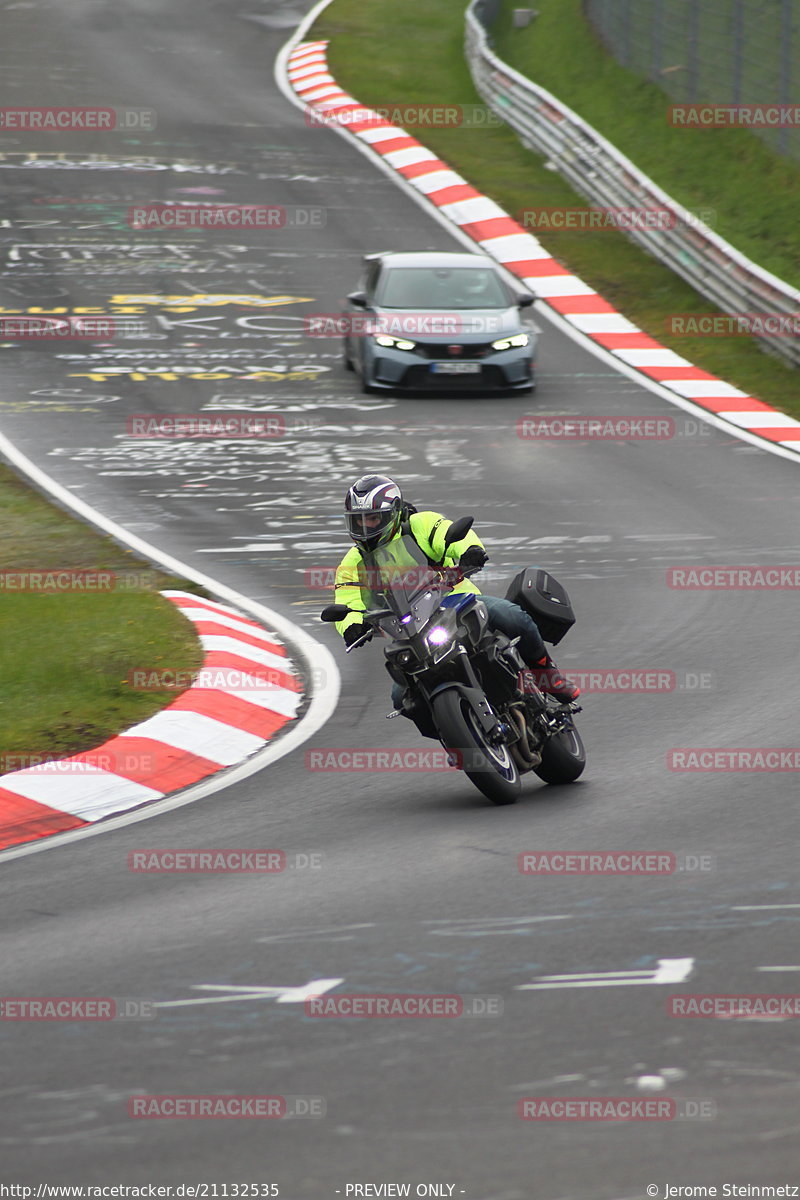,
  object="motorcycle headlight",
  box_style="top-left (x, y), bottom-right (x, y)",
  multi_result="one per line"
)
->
top-left (491, 333), bottom-right (529, 351)
top-left (426, 626), bottom-right (451, 647)
top-left (374, 335), bottom-right (416, 351)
